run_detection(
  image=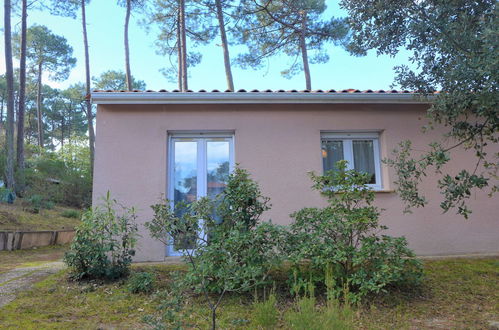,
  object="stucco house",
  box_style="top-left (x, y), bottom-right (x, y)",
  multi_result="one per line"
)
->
top-left (91, 89), bottom-right (498, 262)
